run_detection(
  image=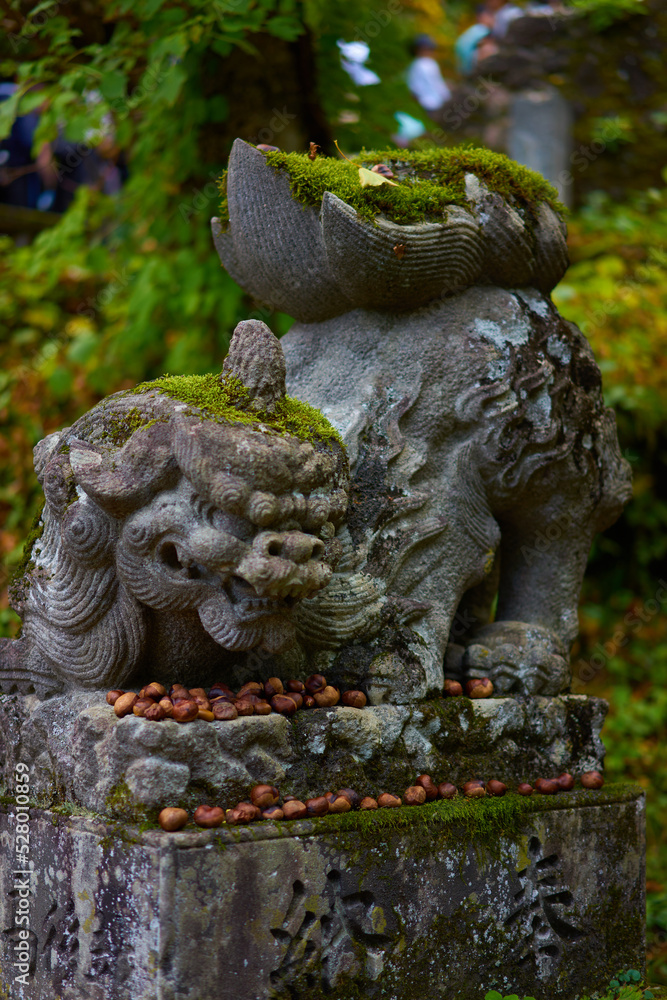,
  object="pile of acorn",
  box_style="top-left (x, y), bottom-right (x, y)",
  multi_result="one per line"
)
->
top-left (106, 674), bottom-right (368, 723)
top-left (156, 769), bottom-right (605, 832)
